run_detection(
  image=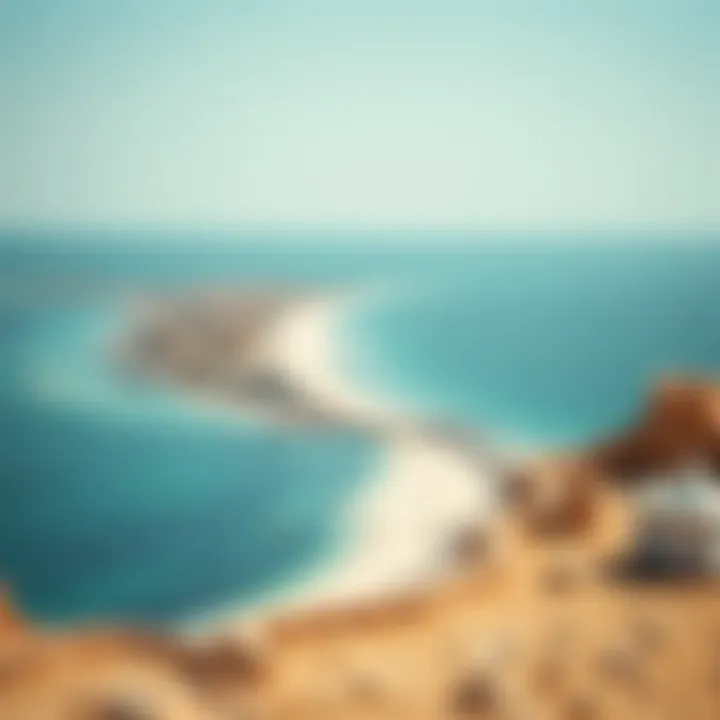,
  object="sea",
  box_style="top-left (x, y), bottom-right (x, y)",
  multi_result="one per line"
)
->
top-left (1, 229), bottom-right (720, 625)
